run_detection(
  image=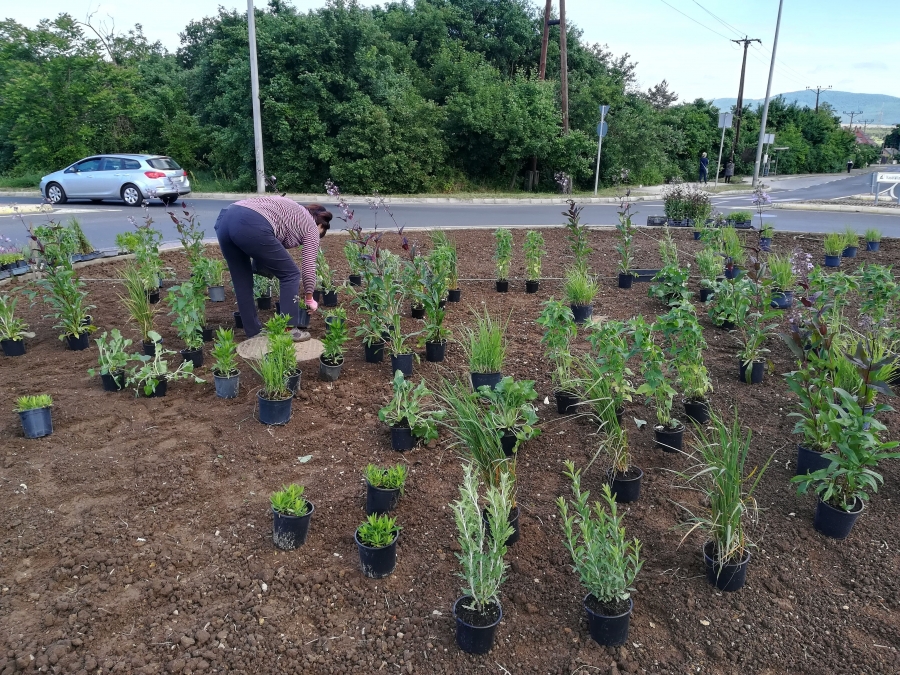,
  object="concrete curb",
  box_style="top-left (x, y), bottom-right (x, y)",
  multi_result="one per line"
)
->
top-left (0, 203), bottom-right (52, 215)
top-left (772, 202), bottom-right (900, 215)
